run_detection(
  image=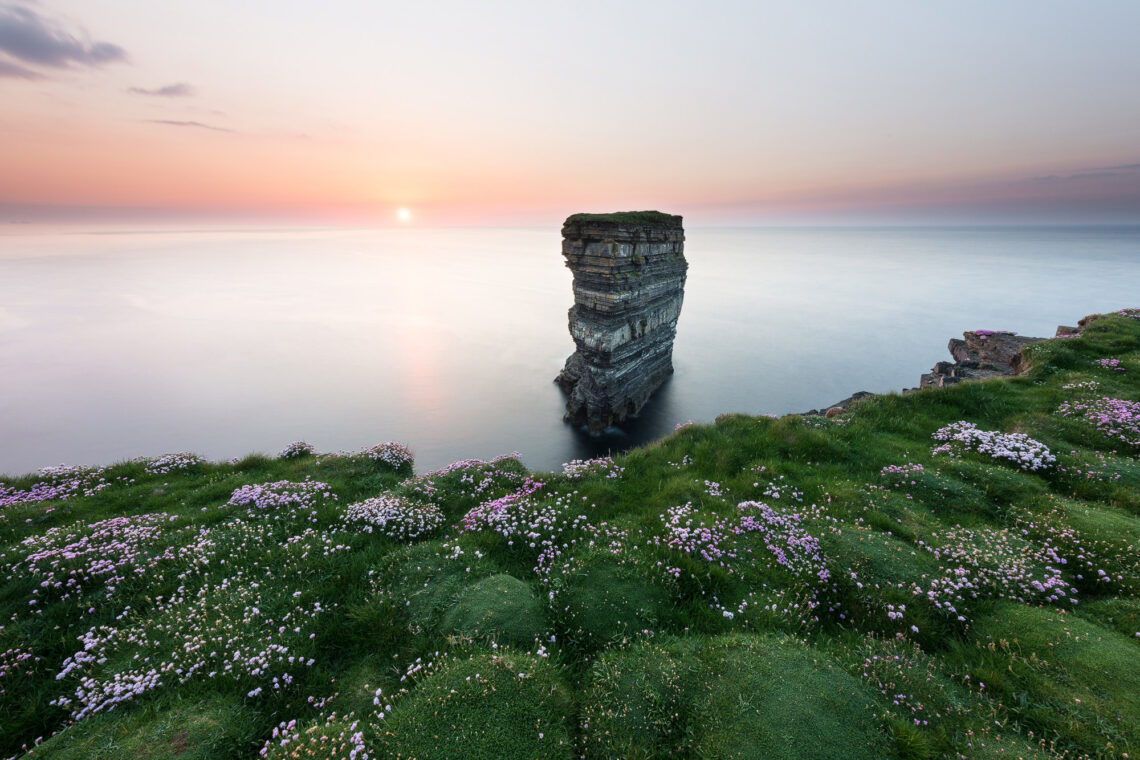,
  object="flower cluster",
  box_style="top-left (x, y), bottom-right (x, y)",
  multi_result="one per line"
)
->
top-left (17, 513), bottom-right (197, 603)
top-left (737, 501), bottom-right (829, 581)
top-left (397, 456), bottom-right (526, 508)
top-left (1057, 396), bottom-right (1140, 447)
top-left (658, 501), bottom-right (828, 584)
top-left (227, 480), bottom-right (334, 511)
top-left (50, 519), bottom-right (334, 721)
top-left (1056, 449), bottom-right (1125, 484)
top-left (261, 714), bottom-right (368, 759)
top-left (973, 329), bottom-right (1015, 341)
top-left (880, 463), bottom-right (924, 477)
top-left (1093, 358), bottom-right (1125, 372)
top-left (918, 526), bottom-right (1078, 610)
top-left (343, 495), bottom-right (443, 540)
top-left (1117, 307), bottom-right (1140, 320)
top-left (843, 520), bottom-right (1079, 631)
top-left (659, 503), bottom-right (739, 564)
top-left (357, 442), bottom-right (414, 469)
top-left (144, 453), bottom-right (206, 475)
top-left (277, 441), bottom-right (315, 459)
top-left (754, 473), bottom-right (804, 502)
top-left (0, 465), bottom-right (110, 508)
top-left (458, 482), bottom-right (626, 576)
top-left (931, 421), bottom-right (1055, 470)
top-left (856, 638), bottom-right (974, 728)
top-left (561, 456), bottom-right (624, 480)
top-left (225, 480), bottom-right (337, 527)
top-left (459, 477), bottom-right (546, 533)
top-left (1015, 503), bottom-right (1137, 592)
top-left (0, 647), bottom-right (42, 692)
